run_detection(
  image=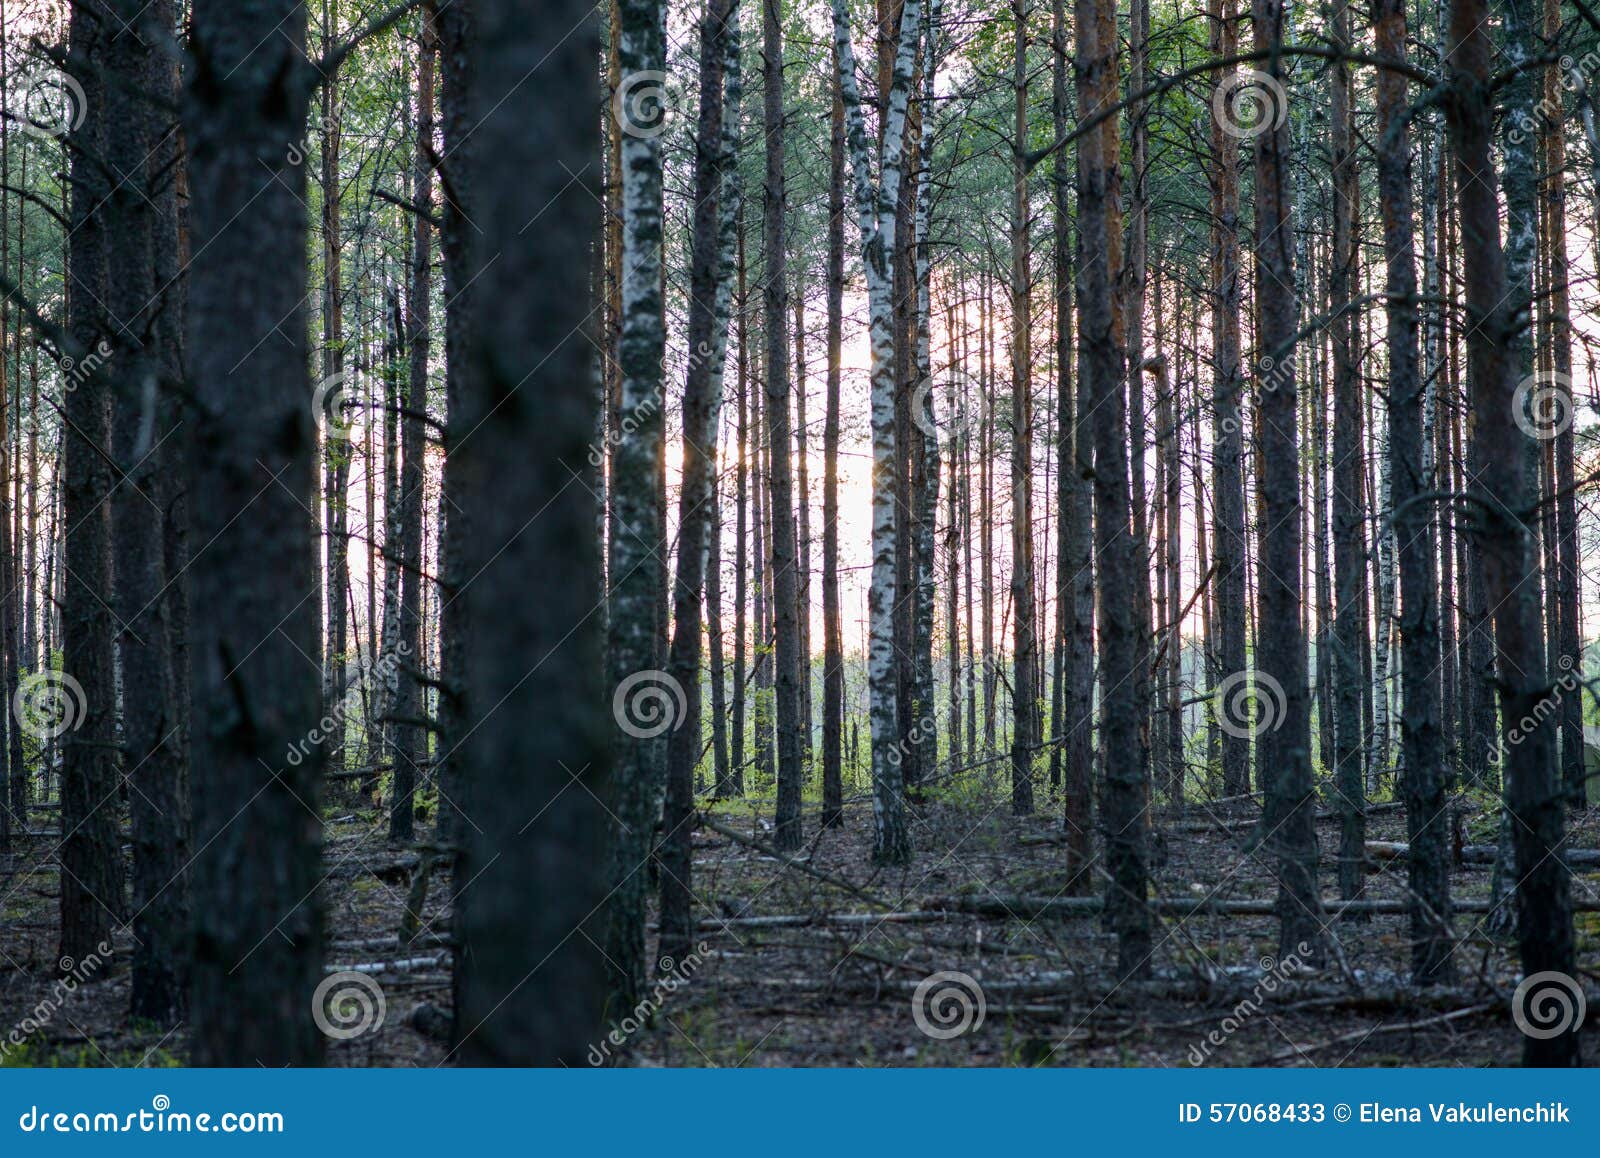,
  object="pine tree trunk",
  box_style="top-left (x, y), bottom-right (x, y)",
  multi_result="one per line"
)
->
top-left (1251, 0), bottom-right (1323, 960)
top-left (185, 0), bottom-right (322, 1064)
top-left (1077, 0), bottom-right (1149, 972)
top-left (1008, 0), bottom-right (1035, 815)
top-left (1207, 0), bottom-right (1248, 798)
top-left (1443, 0), bottom-right (1578, 1064)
